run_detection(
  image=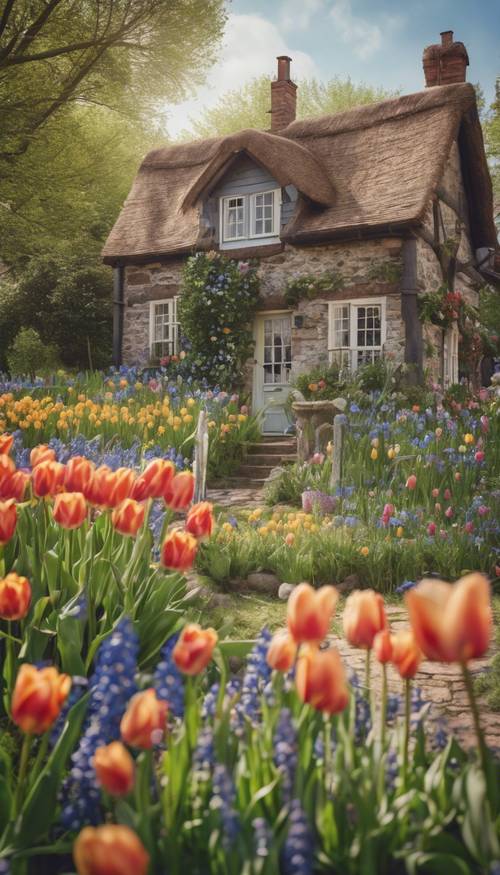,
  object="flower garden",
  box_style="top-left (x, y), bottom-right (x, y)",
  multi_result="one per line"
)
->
top-left (0, 365), bottom-right (499, 875)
